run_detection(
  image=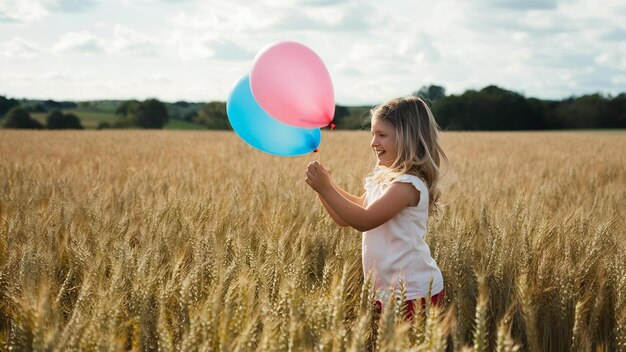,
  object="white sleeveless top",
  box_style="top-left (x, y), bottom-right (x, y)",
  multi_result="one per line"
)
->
top-left (362, 171), bottom-right (444, 301)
